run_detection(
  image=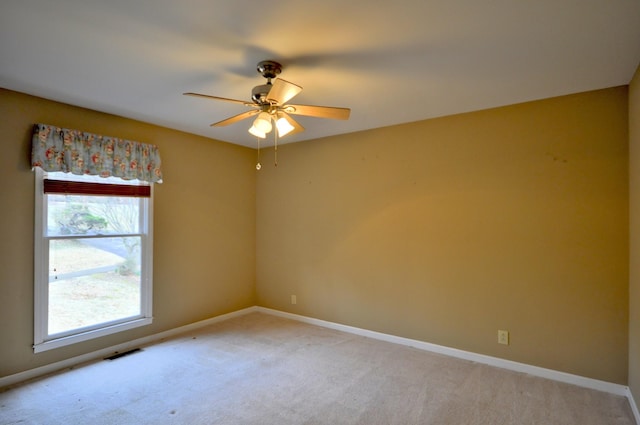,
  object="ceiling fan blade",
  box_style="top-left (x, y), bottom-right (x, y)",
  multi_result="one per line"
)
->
top-left (211, 109), bottom-right (259, 127)
top-left (266, 79), bottom-right (302, 105)
top-left (284, 104), bottom-right (351, 120)
top-left (184, 92), bottom-right (255, 107)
